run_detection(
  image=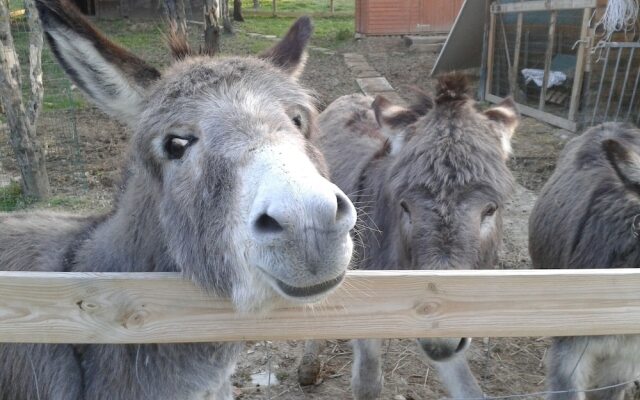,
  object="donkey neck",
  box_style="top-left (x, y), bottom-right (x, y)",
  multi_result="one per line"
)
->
top-left (74, 173), bottom-right (176, 274)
